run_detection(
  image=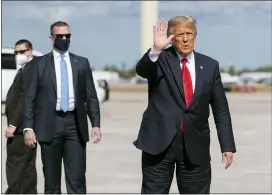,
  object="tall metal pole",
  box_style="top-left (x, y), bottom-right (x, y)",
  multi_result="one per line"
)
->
top-left (140, 1), bottom-right (158, 56)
